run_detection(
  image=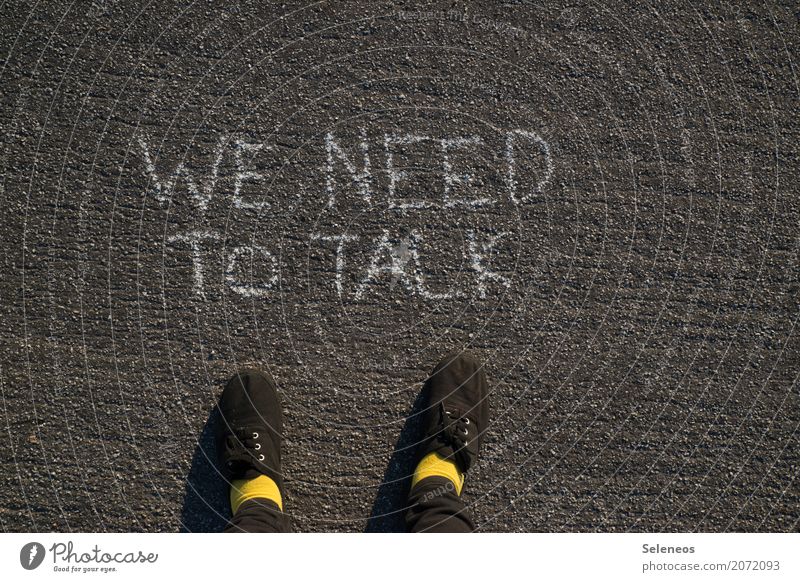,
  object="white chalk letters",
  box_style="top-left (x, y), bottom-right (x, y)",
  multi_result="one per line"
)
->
top-left (139, 127), bottom-right (550, 299)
